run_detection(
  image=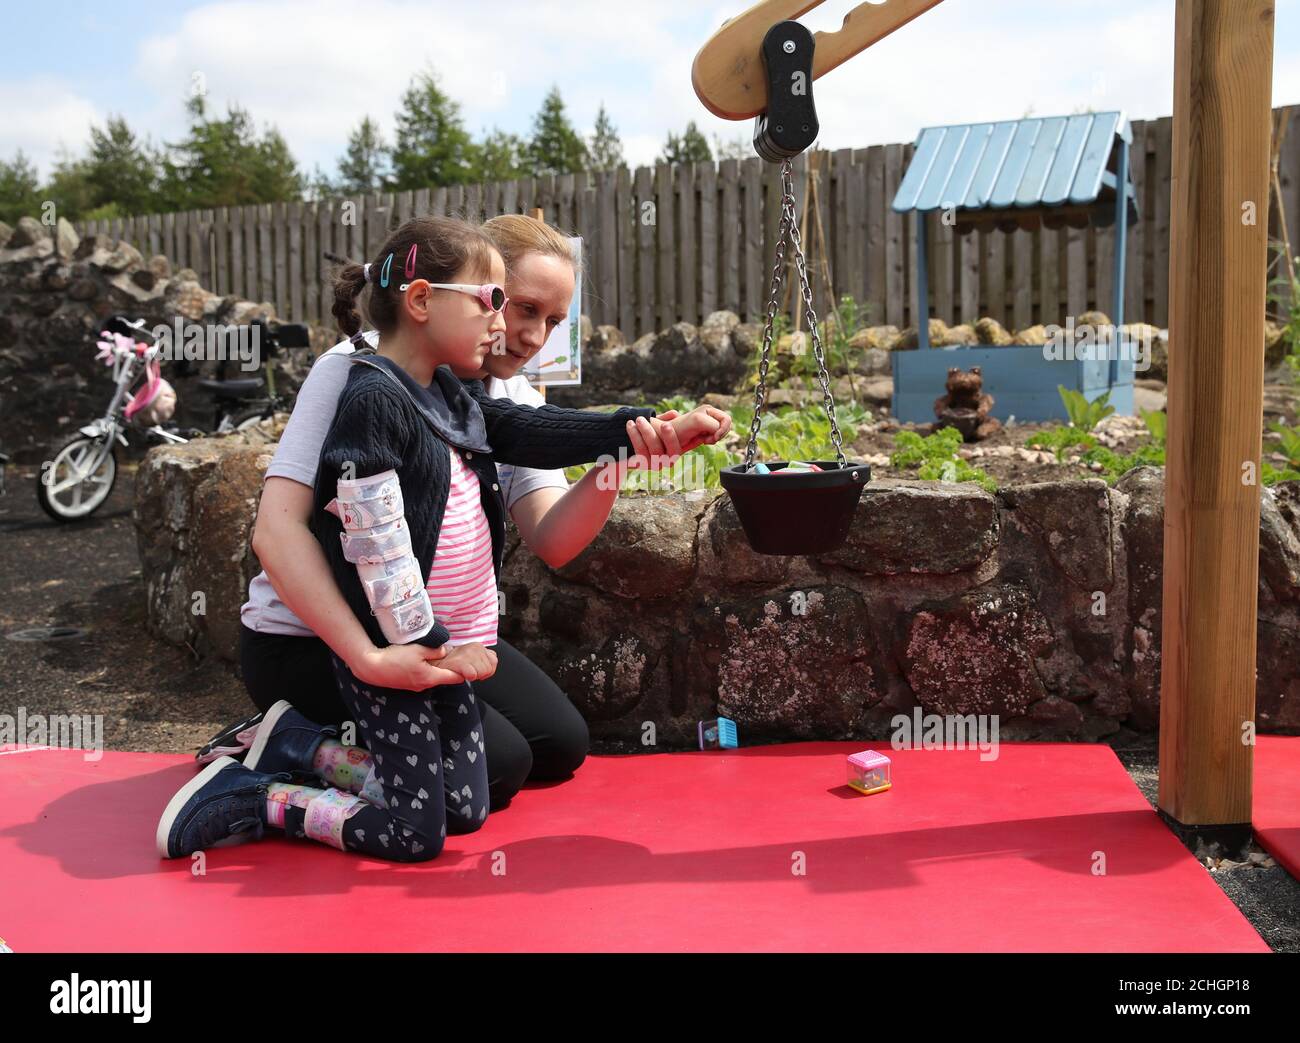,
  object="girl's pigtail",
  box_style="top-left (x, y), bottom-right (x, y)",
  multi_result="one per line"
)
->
top-left (331, 262), bottom-right (368, 338)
